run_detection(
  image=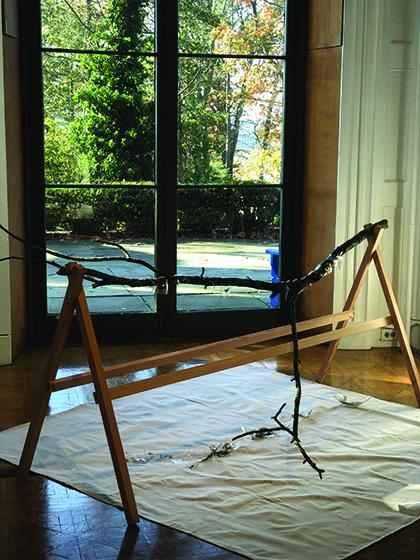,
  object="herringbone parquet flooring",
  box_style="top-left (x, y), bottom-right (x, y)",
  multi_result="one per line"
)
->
top-left (1, 342), bottom-right (419, 559)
